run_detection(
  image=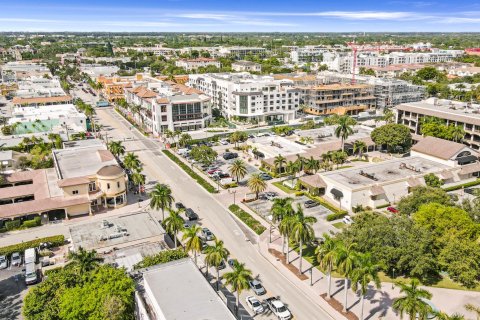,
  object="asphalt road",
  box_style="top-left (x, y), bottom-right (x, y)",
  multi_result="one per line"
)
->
top-left (96, 107), bottom-right (338, 320)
